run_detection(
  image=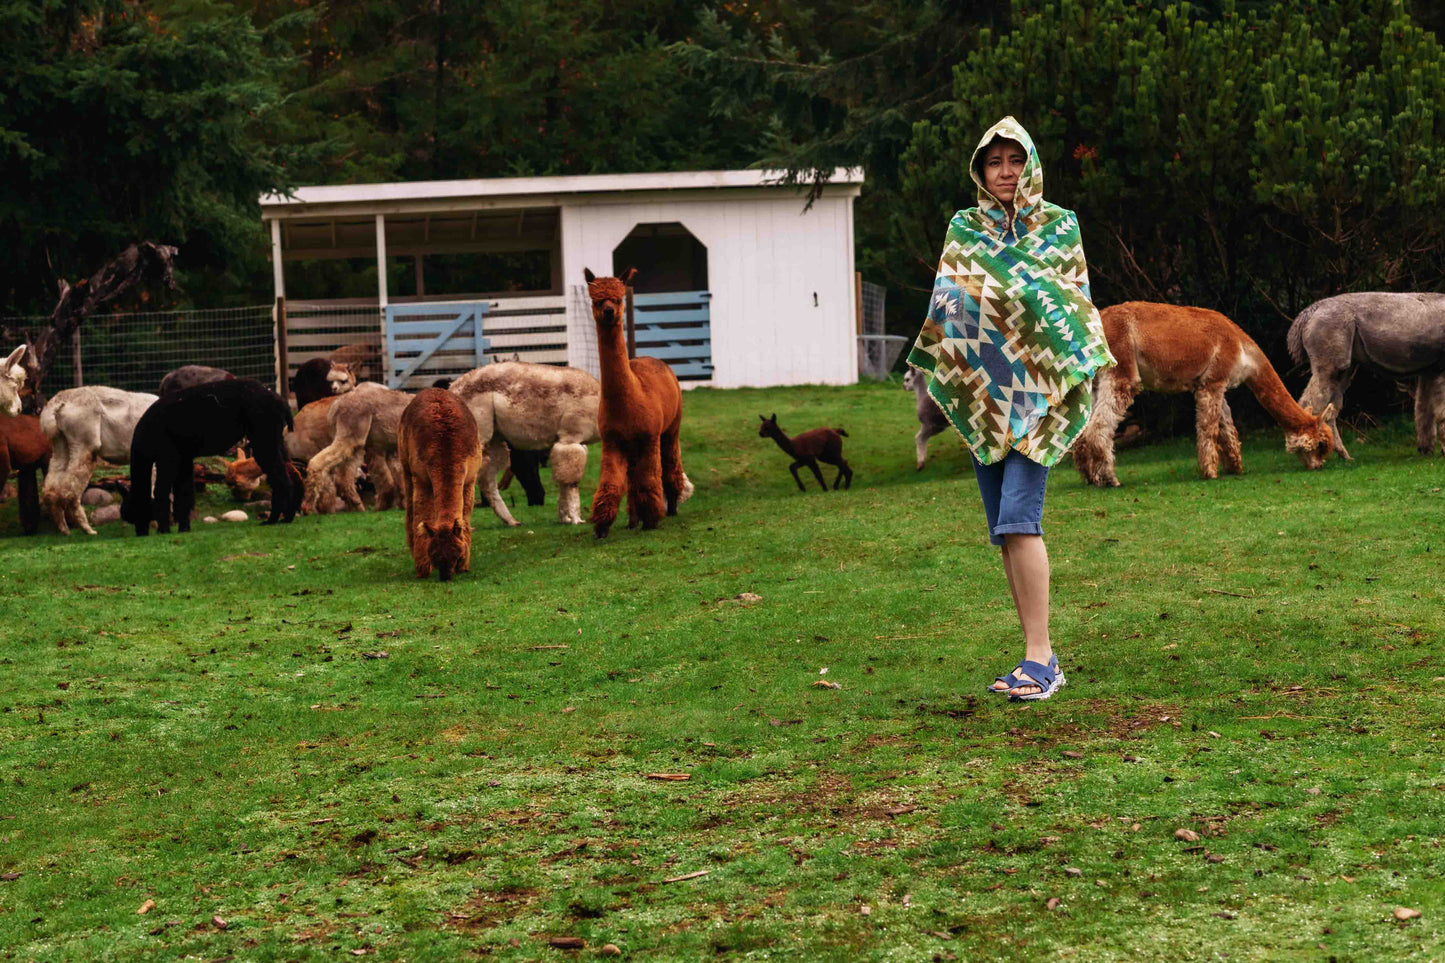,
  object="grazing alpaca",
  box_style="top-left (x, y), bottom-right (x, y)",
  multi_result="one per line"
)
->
top-left (499, 448), bottom-right (549, 507)
top-left (398, 388), bottom-right (483, 580)
top-left (1288, 292), bottom-right (1445, 457)
top-left (302, 382), bottom-right (410, 514)
top-left (0, 415), bottom-right (52, 534)
top-left (1, 345), bottom-right (26, 417)
top-left (583, 268), bottom-right (694, 538)
top-left (158, 364), bottom-right (234, 396)
top-left (291, 358), bottom-right (356, 411)
top-left (903, 367), bottom-right (951, 470)
top-left (449, 360), bottom-right (601, 526)
top-left (122, 379), bottom-right (296, 535)
top-left (39, 386), bottom-right (158, 535)
top-left (757, 414), bottom-right (853, 491)
top-left (1073, 302), bottom-right (1334, 487)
